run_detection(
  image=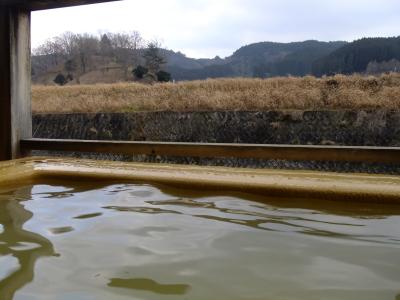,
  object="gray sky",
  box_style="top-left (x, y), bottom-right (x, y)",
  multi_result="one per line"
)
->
top-left (32, 0), bottom-right (400, 58)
